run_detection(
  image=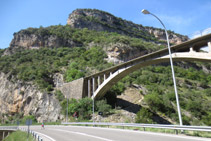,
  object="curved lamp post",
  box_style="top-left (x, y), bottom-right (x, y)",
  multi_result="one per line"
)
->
top-left (66, 98), bottom-right (68, 122)
top-left (141, 9), bottom-right (183, 126)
